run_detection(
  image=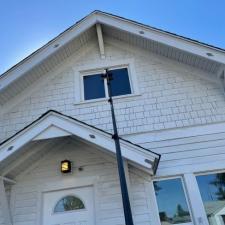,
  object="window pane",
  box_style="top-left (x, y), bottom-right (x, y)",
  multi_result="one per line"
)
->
top-left (83, 74), bottom-right (105, 100)
top-left (153, 178), bottom-right (191, 225)
top-left (196, 173), bottom-right (225, 225)
top-left (110, 68), bottom-right (131, 97)
top-left (54, 195), bottom-right (85, 213)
